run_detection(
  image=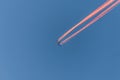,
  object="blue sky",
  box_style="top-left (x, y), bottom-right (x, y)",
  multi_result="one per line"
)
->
top-left (0, 0), bottom-right (120, 80)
